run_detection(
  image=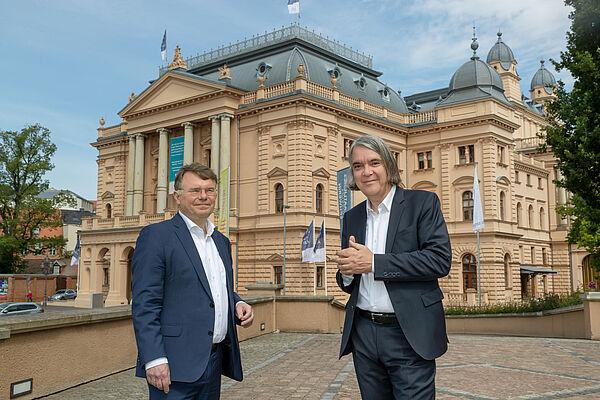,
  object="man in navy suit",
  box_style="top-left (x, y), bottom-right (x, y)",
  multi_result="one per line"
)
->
top-left (132, 163), bottom-right (253, 399)
top-left (336, 135), bottom-right (451, 399)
